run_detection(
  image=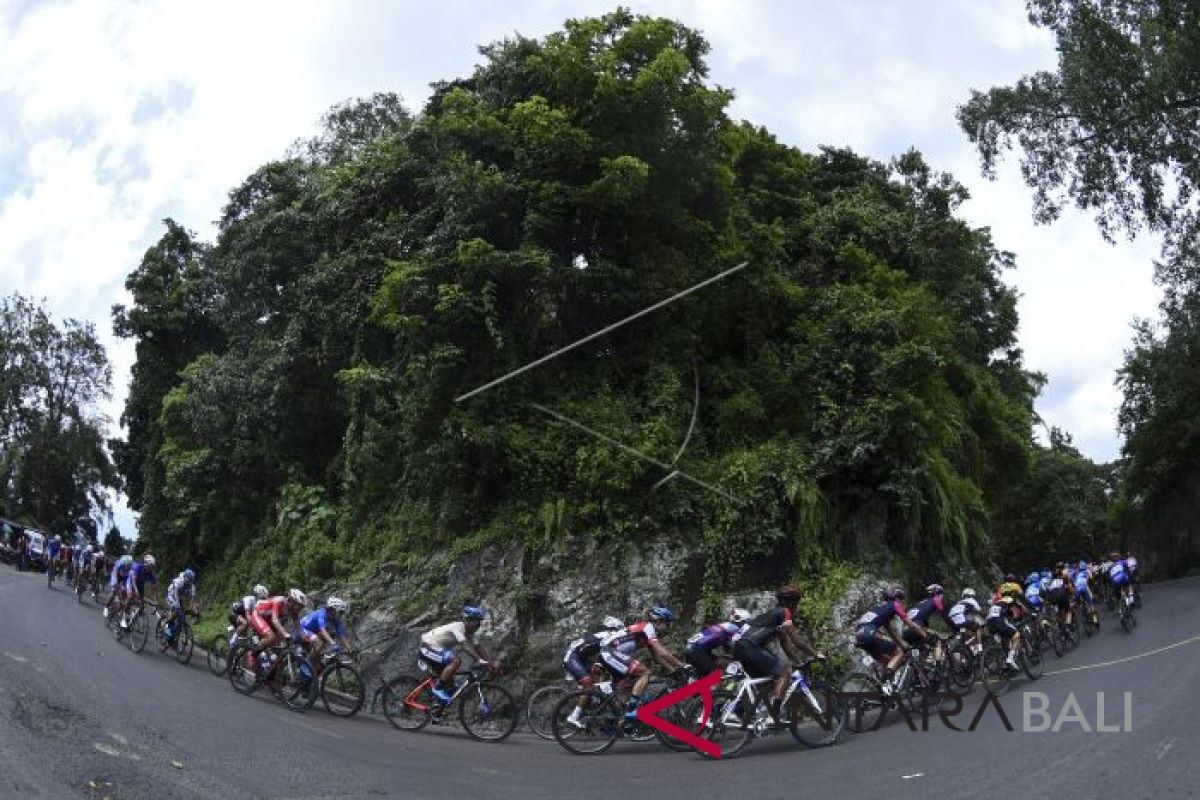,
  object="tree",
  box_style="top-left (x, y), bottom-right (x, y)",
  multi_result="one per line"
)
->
top-left (957, 1), bottom-right (1200, 267)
